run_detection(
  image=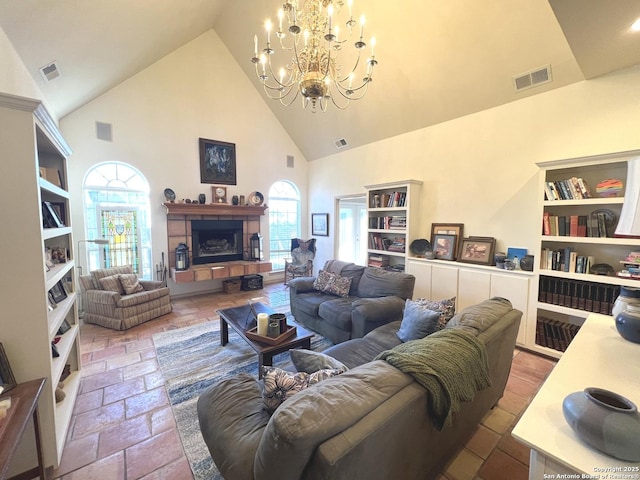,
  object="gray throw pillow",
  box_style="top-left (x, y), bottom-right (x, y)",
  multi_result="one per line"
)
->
top-left (396, 299), bottom-right (442, 342)
top-left (290, 349), bottom-right (348, 374)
